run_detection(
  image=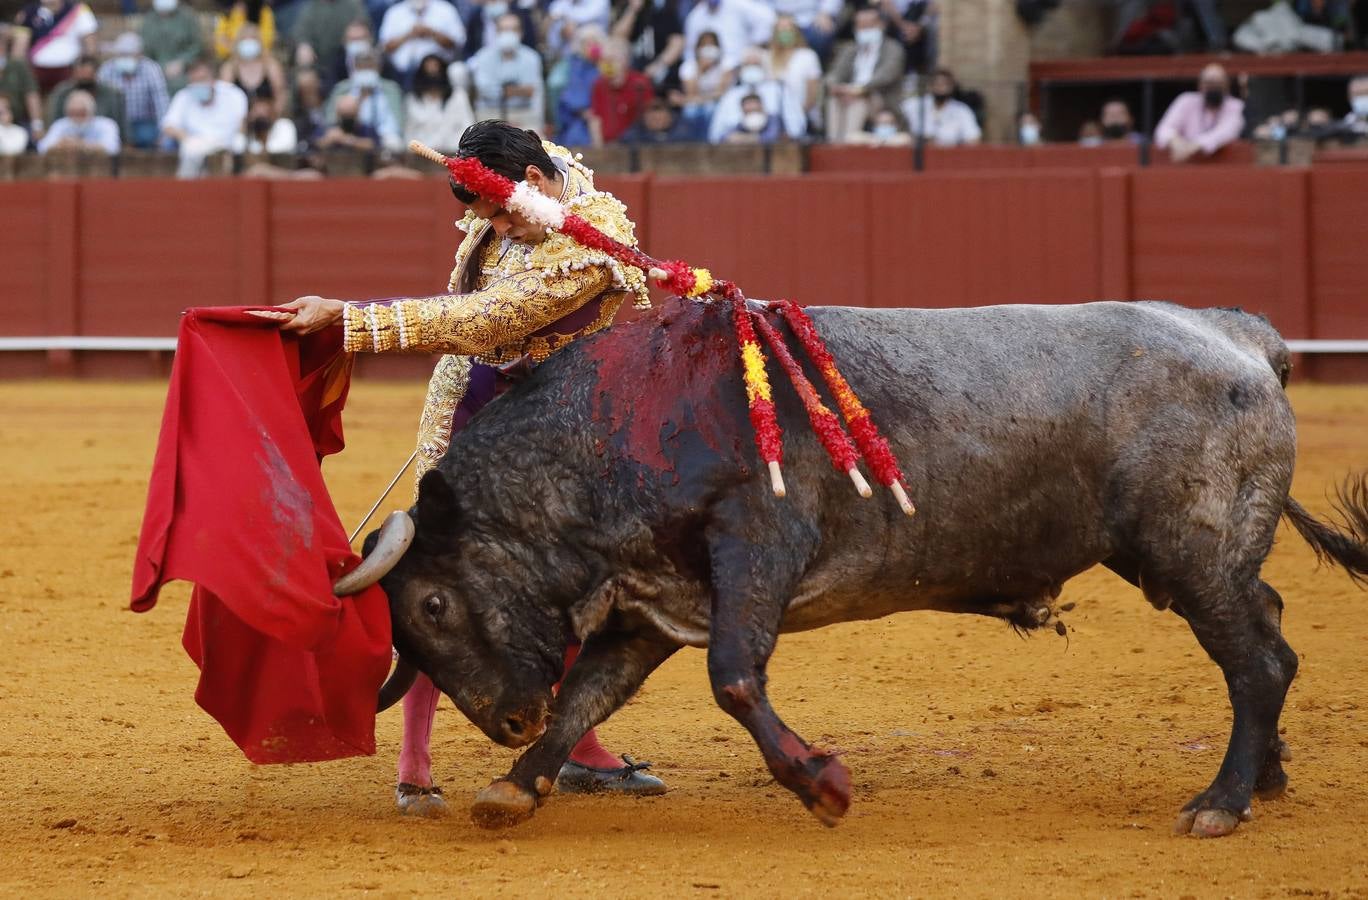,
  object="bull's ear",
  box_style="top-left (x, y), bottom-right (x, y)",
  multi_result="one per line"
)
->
top-left (416, 469), bottom-right (460, 538)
